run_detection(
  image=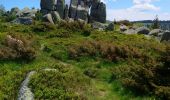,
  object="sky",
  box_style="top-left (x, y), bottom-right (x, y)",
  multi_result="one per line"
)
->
top-left (0, 0), bottom-right (170, 21)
